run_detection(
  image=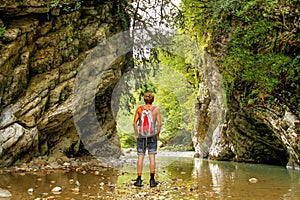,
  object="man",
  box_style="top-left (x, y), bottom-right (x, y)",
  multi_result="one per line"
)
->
top-left (133, 92), bottom-right (161, 187)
